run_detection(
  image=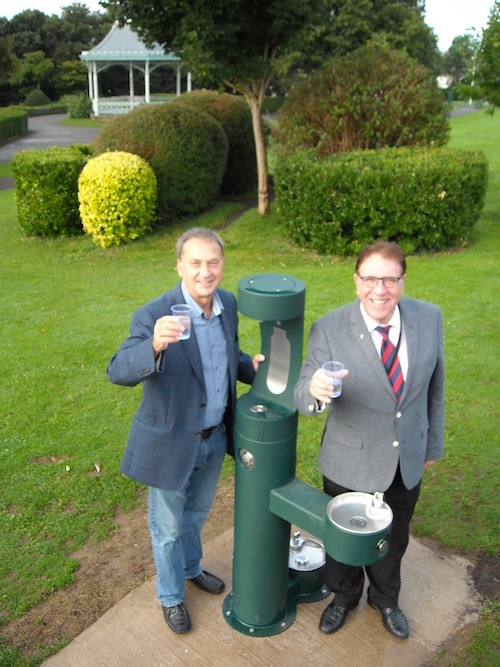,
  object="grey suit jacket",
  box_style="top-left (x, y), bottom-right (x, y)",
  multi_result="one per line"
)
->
top-left (107, 283), bottom-right (255, 491)
top-left (294, 297), bottom-right (444, 491)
